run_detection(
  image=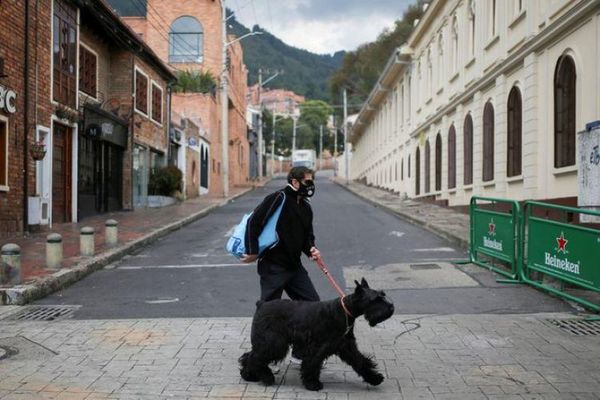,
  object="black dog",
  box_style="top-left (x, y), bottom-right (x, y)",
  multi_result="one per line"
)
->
top-left (239, 278), bottom-right (394, 391)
